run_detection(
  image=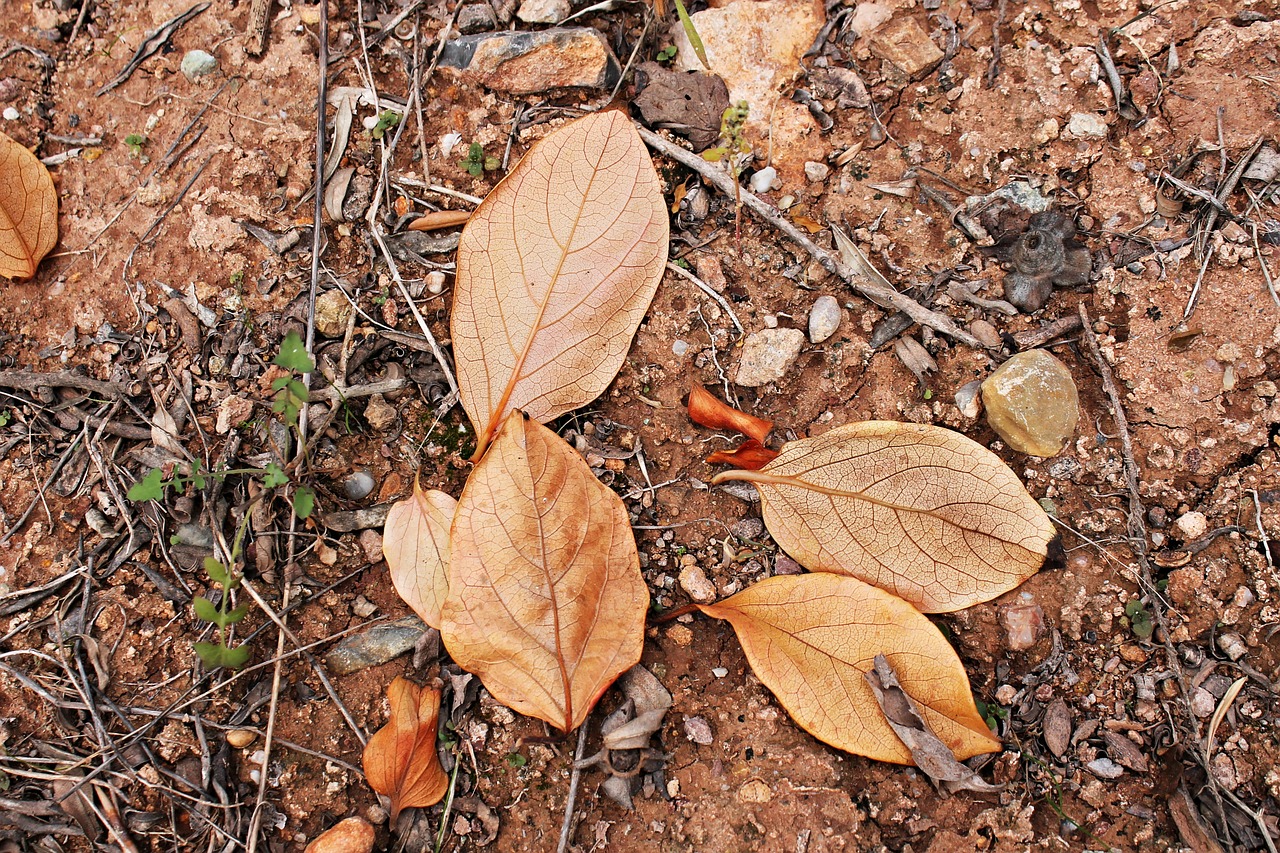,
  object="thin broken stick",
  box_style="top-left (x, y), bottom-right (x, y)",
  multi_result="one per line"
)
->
top-left (635, 125), bottom-right (984, 350)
